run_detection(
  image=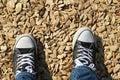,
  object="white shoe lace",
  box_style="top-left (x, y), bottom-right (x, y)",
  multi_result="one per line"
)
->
top-left (16, 53), bottom-right (36, 76)
top-left (74, 45), bottom-right (96, 71)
